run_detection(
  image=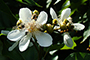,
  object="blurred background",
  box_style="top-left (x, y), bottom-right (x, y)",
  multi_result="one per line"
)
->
top-left (0, 0), bottom-right (90, 60)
